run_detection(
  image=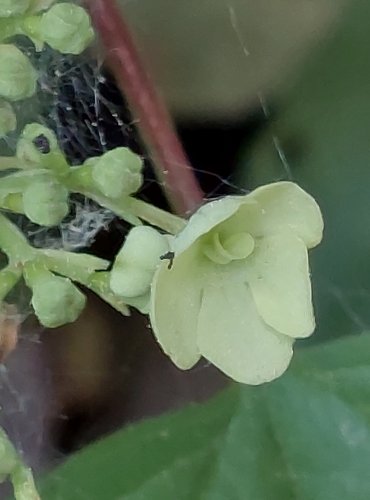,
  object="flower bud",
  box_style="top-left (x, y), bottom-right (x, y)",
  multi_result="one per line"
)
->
top-left (110, 226), bottom-right (169, 297)
top-left (89, 147), bottom-right (143, 199)
top-left (0, 0), bottom-right (30, 17)
top-left (24, 265), bottom-right (86, 328)
top-left (0, 45), bottom-right (37, 101)
top-left (23, 178), bottom-right (69, 226)
top-left (16, 123), bottom-right (59, 166)
top-left (39, 3), bottom-right (94, 55)
top-left (0, 100), bottom-right (16, 137)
